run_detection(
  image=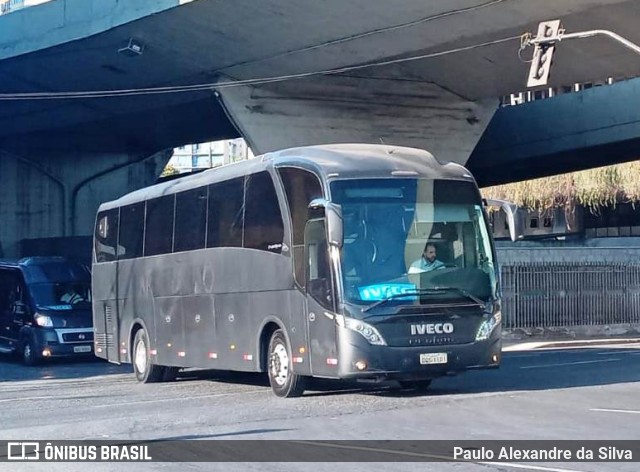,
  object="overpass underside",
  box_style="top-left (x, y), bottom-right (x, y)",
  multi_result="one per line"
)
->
top-left (3, 0), bottom-right (640, 257)
top-left (468, 77), bottom-right (640, 187)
